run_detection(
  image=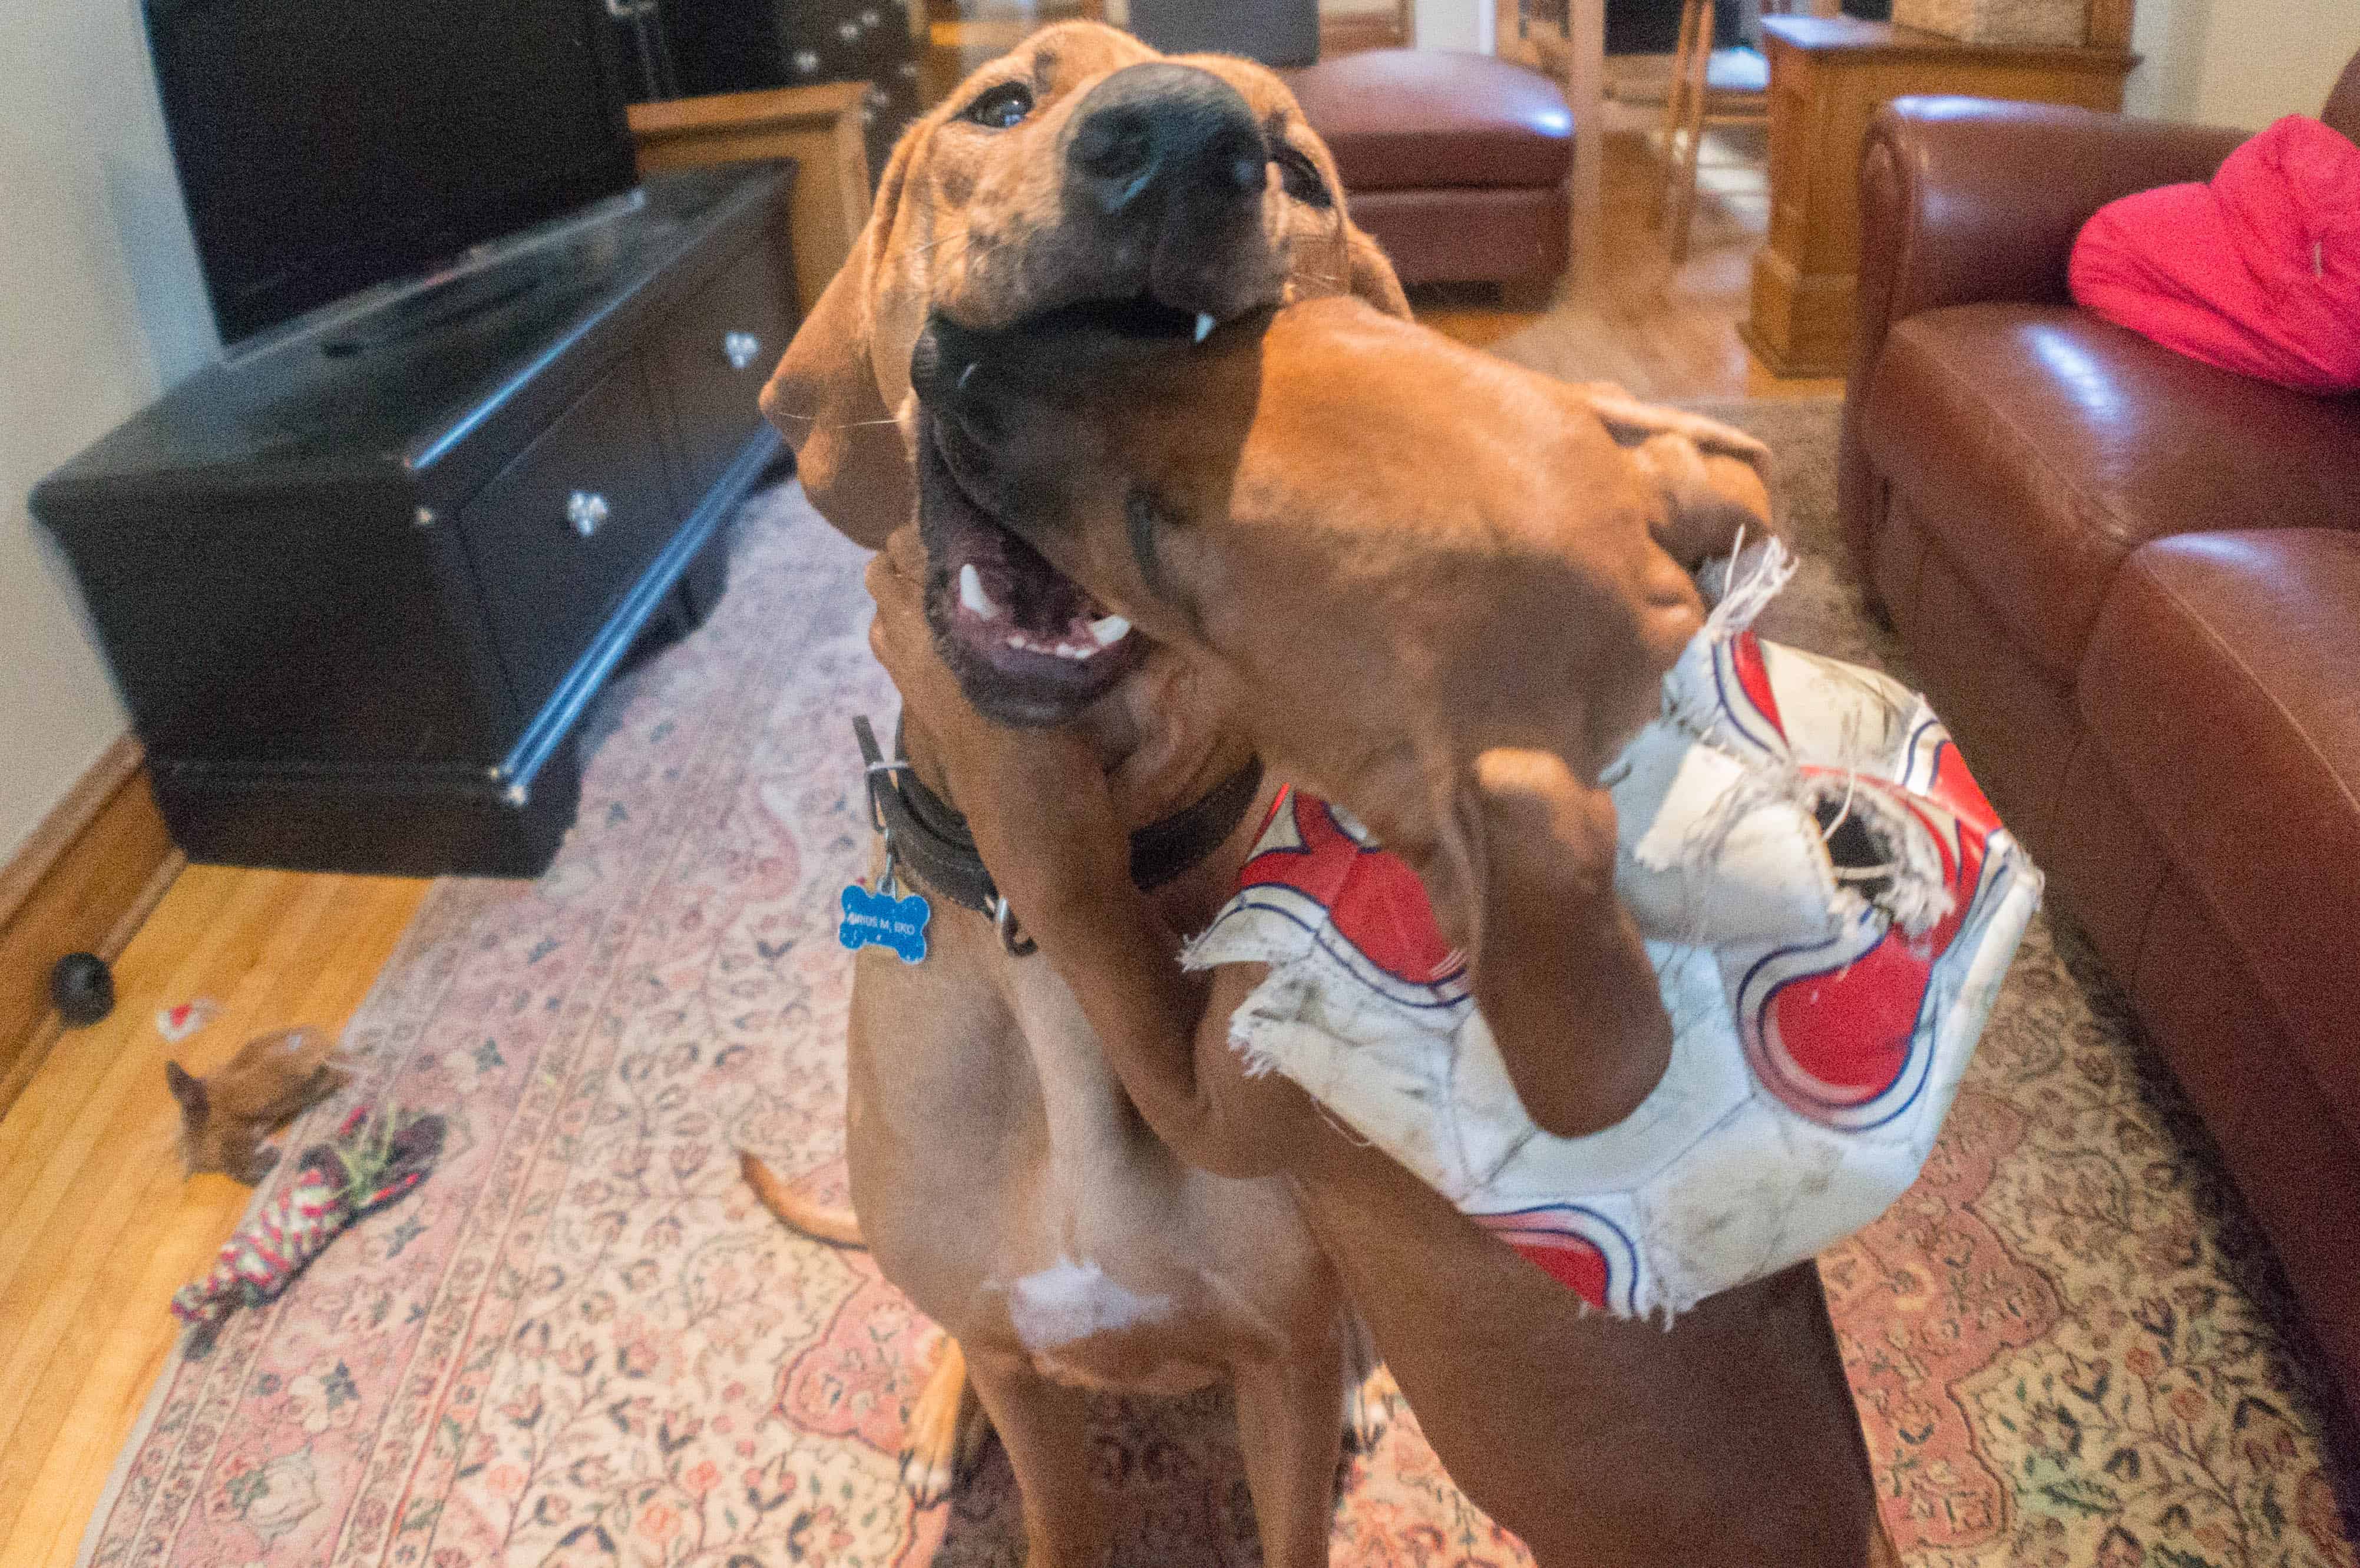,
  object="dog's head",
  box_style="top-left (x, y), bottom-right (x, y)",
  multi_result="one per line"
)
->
top-left (911, 296), bottom-right (1778, 1131)
top-left (762, 22), bottom-right (1407, 568)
